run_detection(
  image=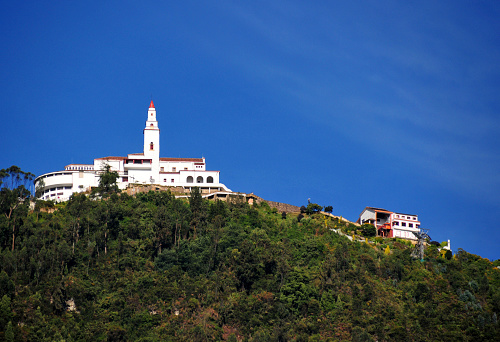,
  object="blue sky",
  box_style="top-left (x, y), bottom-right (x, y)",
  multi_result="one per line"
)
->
top-left (1, 1), bottom-right (499, 260)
